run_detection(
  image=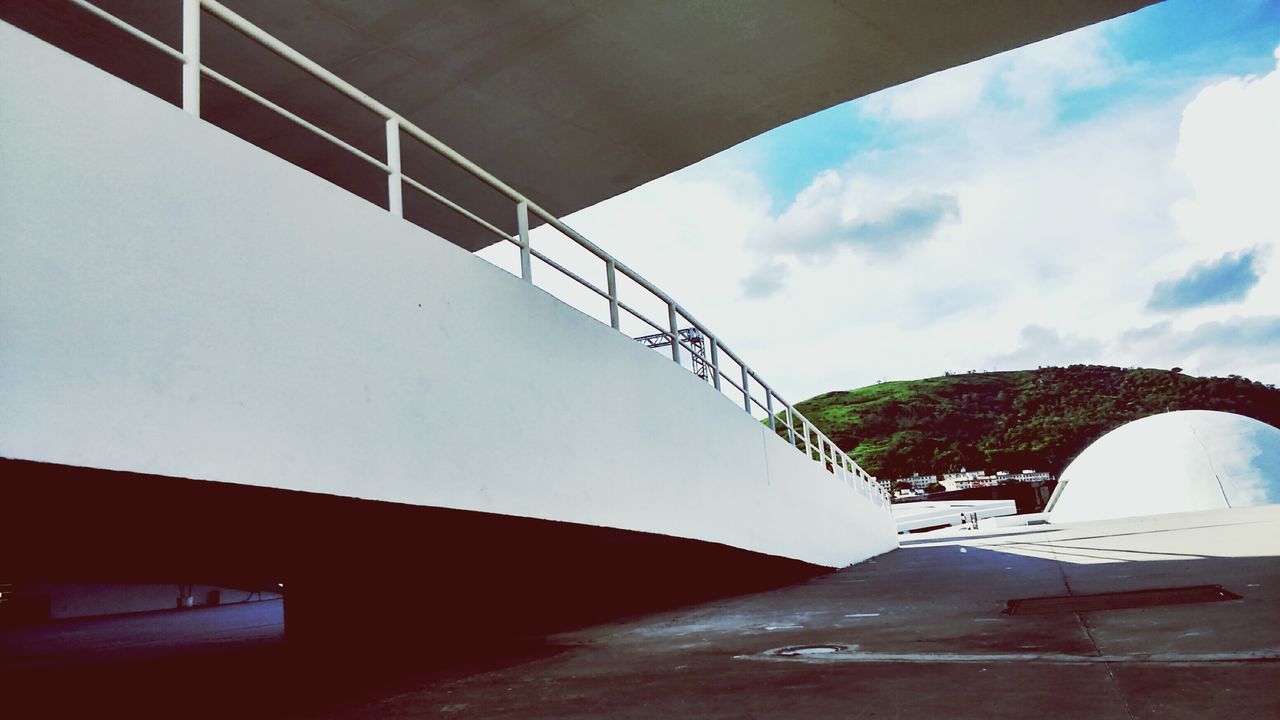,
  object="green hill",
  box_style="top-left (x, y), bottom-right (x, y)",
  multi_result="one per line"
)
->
top-left (789, 365), bottom-right (1280, 480)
